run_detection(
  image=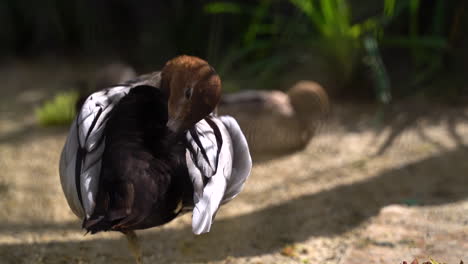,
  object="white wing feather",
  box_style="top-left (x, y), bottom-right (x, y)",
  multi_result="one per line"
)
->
top-left (187, 116), bottom-right (252, 234)
top-left (59, 85), bottom-right (132, 219)
top-left (59, 120), bottom-right (83, 217)
top-left (219, 116), bottom-right (252, 202)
